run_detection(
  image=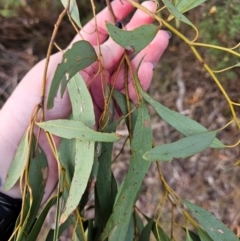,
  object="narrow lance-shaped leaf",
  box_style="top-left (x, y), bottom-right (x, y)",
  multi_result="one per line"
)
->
top-left (15, 139), bottom-right (48, 240)
top-left (23, 138), bottom-right (48, 234)
top-left (4, 132), bottom-right (29, 190)
top-left (95, 119), bottom-right (122, 240)
top-left (25, 195), bottom-right (58, 241)
top-left (101, 99), bottom-right (152, 241)
top-left (68, 74), bottom-right (95, 127)
top-left (139, 219), bottom-right (153, 241)
top-left (152, 225), bottom-right (171, 241)
top-left (47, 40), bottom-right (97, 109)
top-left (184, 200), bottom-right (239, 241)
top-left (60, 73), bottom-right (95, 224)
top-left (60, 139), bottom-right (94, 224)
top-left (37, 119), bottom-right (120, 142)
top-left (61, 0), bottom-right (82, 29)
top-left (162, 0), bottom-right (195, 27)
top-left (143, 131), bottom-right (217, 162)
top-left (134, 68), bottom-right (225, 148)
top-left (183, 229), bottom-right (201, 241)
top-left (197, 228), bottom-right (214, 241)
top-left (106, 22), bottom-right (158, 53)
top-left (168, 0), bottom-right (207, 21)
